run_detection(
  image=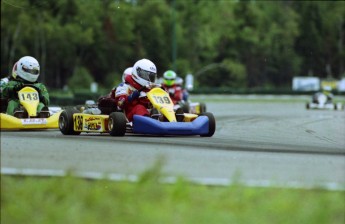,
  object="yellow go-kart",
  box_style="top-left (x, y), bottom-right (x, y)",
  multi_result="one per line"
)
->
top-left (59, 87), bottom-right (215, 137)
top-left (0, 85), bottom-right (61, 130)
